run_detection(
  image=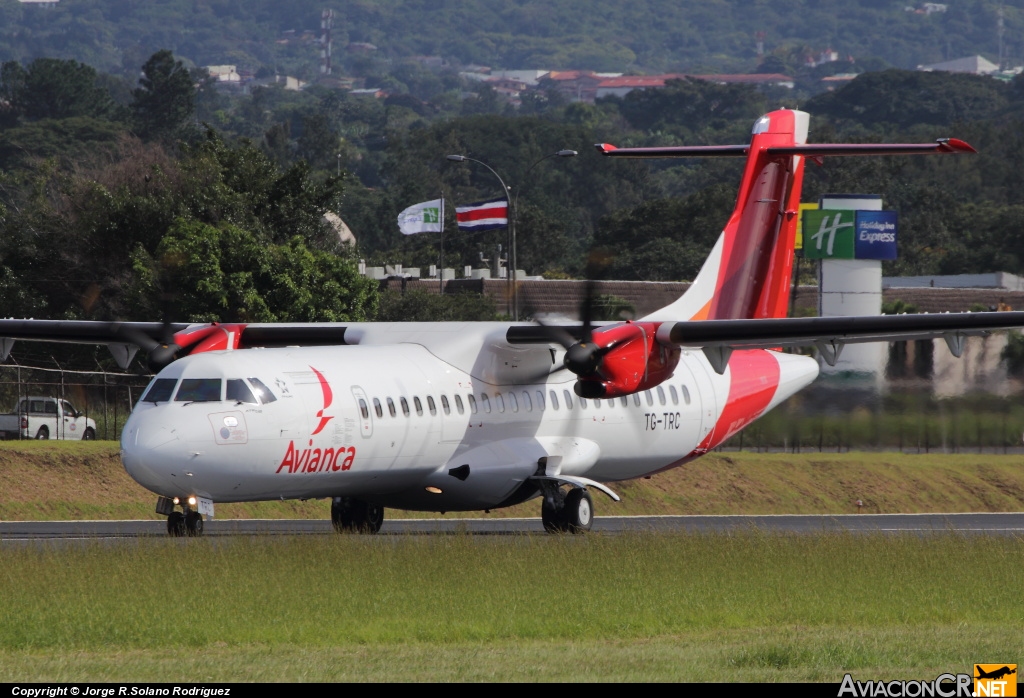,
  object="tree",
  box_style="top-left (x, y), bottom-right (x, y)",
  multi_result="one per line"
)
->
top-left (130, 50), bottom-right (195, 141)
top-left (0, 58), bottom-right (117, 124)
